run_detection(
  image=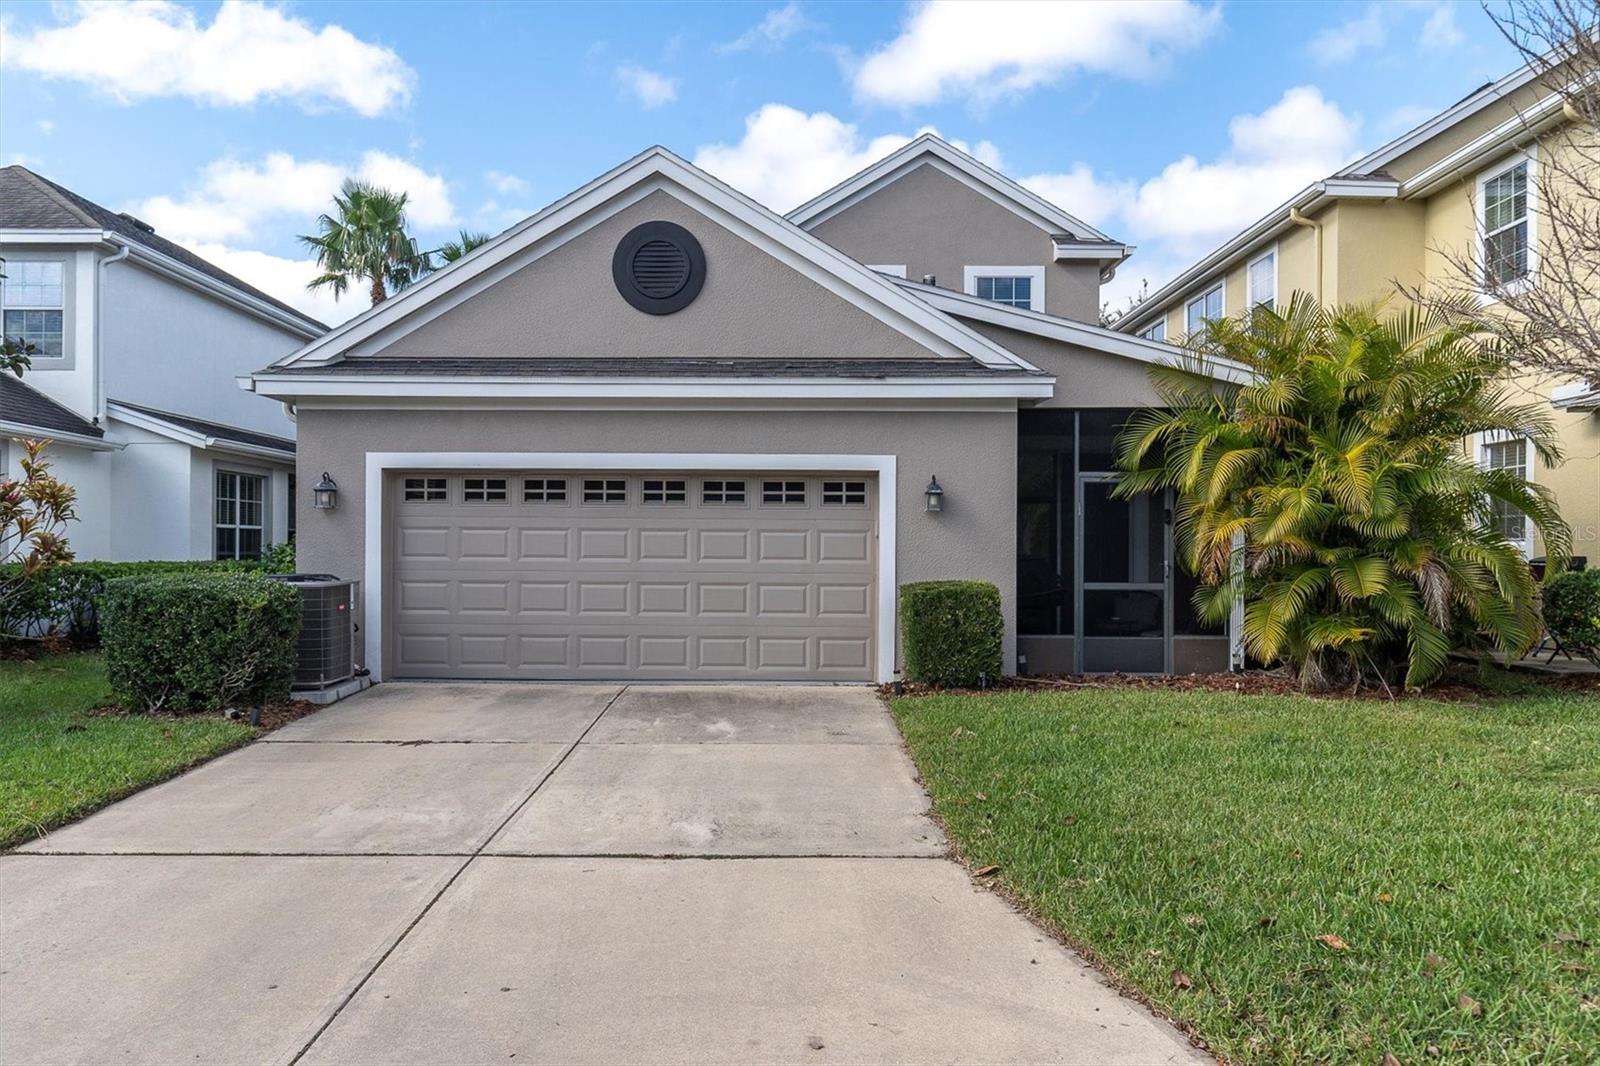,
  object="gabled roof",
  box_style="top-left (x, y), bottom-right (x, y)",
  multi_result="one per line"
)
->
top-left (256, 145), bottom-right (1040, 381)
top-left (0, 374), bottom-right (111, 447)
top-left (786, 133), bottom-right (1124, 249)
top-left (107, 400), bottom-right (295, 459)
top-left (895, 278), bottom-right (1257, 386)
top-left (0, 165), bottom-right (326, 335)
